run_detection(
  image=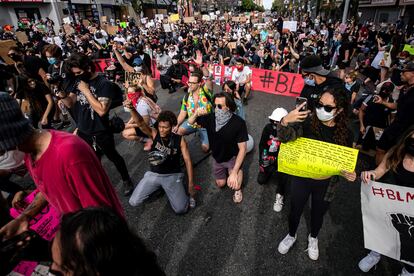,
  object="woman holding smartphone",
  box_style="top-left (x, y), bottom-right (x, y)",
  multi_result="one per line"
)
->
top-left (276, 88), bottom-right (356, 261)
